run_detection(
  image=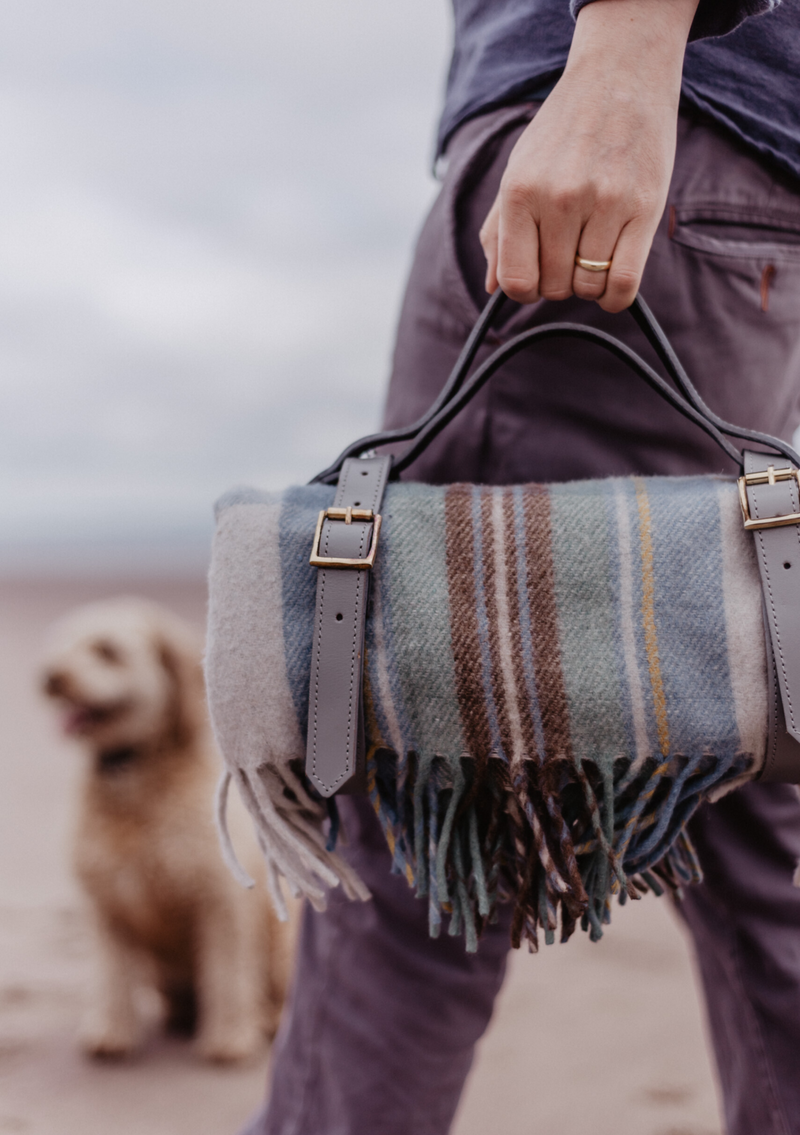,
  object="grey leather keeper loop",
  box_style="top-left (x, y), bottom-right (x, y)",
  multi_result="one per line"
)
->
top-left (743, 450), bottom-right (800, 781)
top-left (305, 455), bottom-right (391, 797)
